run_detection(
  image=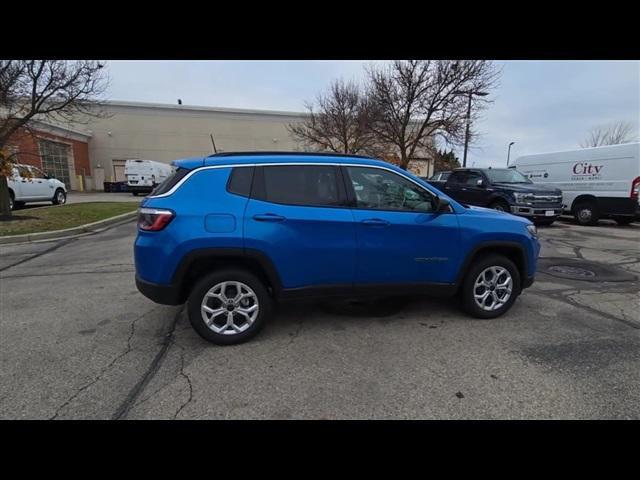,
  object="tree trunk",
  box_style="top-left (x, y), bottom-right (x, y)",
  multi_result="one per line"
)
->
top-left (0, 175), bottom-right (12, 219)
